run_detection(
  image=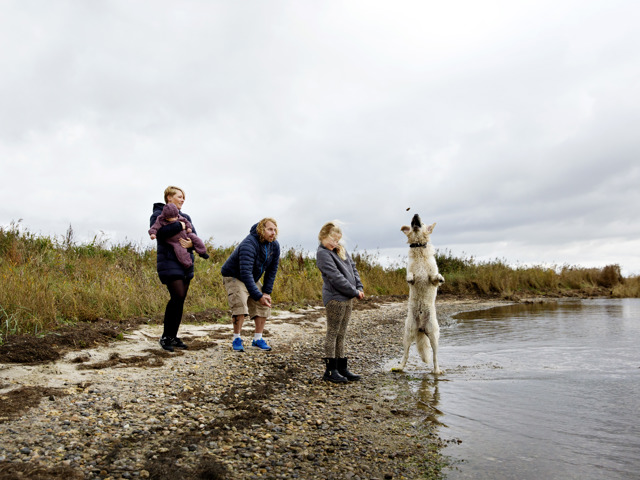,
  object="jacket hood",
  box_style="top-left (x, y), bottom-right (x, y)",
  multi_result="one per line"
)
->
top-left (153, 202), bottom-right (184, 215)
